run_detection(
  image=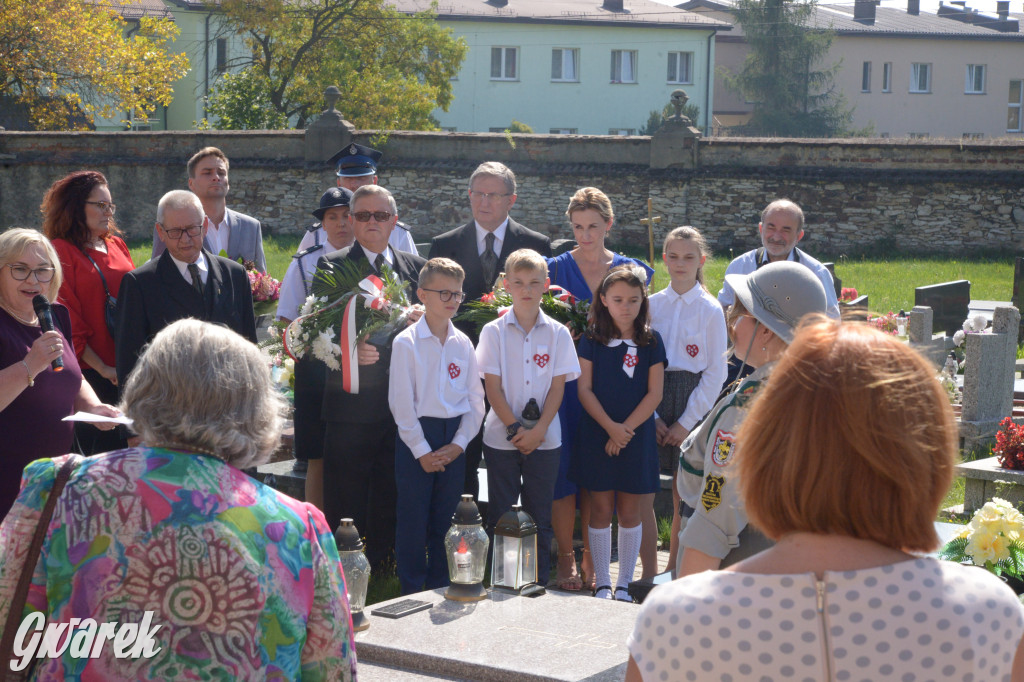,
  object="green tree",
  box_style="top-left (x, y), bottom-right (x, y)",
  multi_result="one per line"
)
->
top-left (725, 0), bottom-right (853, 137)
top-left (0, 0), bottom-right (189, 130)
top-left (209, 0), bottom-right (467, 130)
top-left (638, 103), bottom-right (701, 135)
top-left (506, 120), bottom-right (533, 133)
